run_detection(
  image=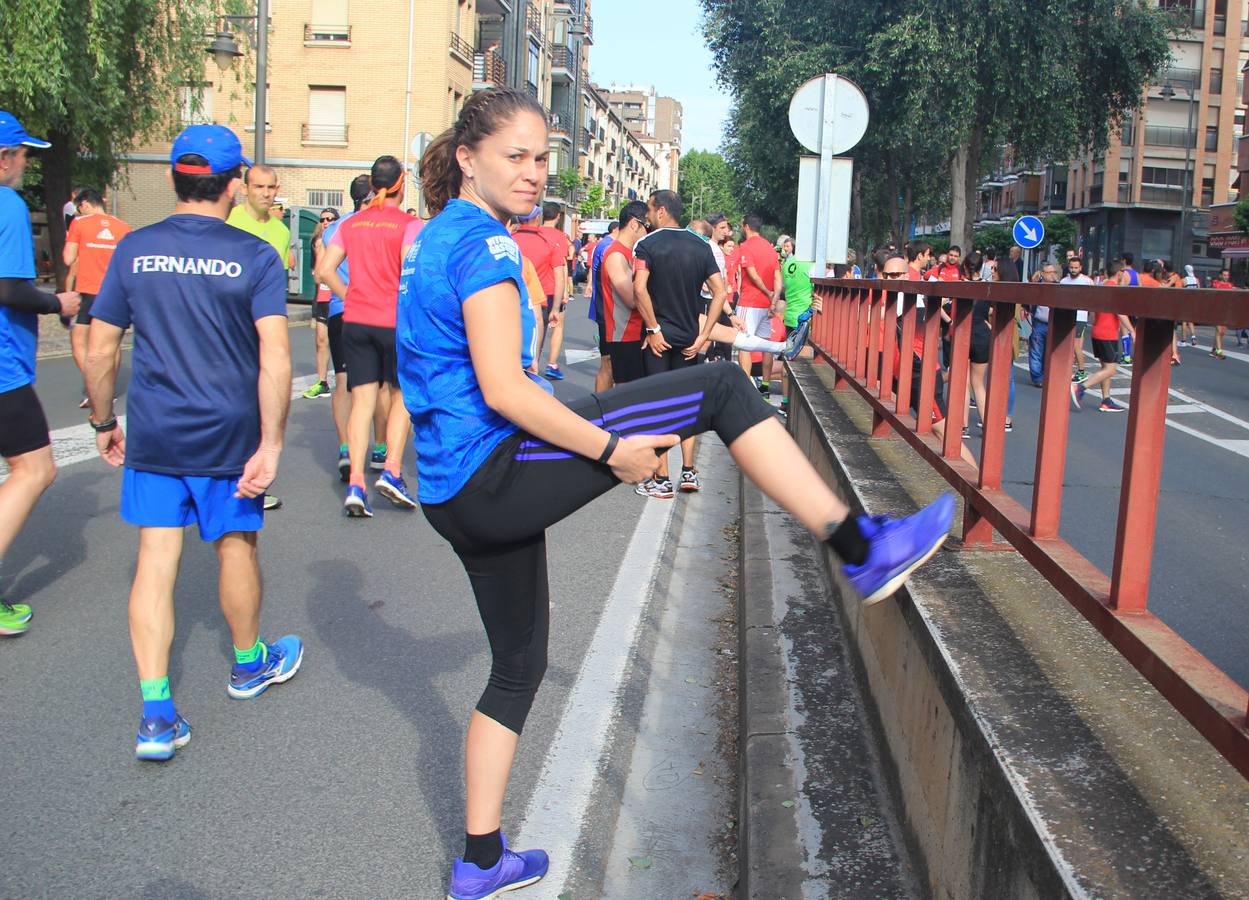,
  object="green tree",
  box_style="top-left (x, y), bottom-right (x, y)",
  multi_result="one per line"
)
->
top-left (701, 1), bottom-right (1174, 254)
top-left (557, 167), bottom-right (582, 206)
top-left (0, 0), bottom-right (220, 286)
top-left (677, 149), bottom-right (743, 225)
top-left (579, 181), bottom-right (606, 218)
